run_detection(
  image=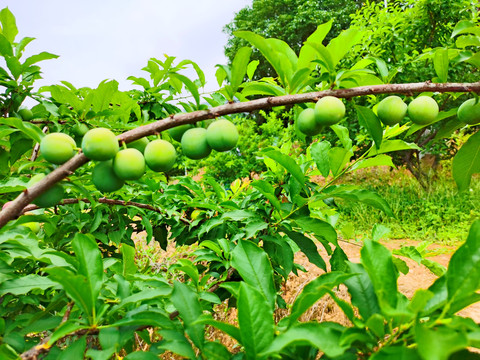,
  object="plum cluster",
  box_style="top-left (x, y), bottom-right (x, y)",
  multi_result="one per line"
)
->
top-left (35, 119), bottom-right (239, 205)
